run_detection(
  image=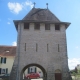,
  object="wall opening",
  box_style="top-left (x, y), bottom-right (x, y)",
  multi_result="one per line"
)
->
top-left (20, 64), bottom-right (47, 80)
top-left (55, 69), bottom-right (62, 80)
